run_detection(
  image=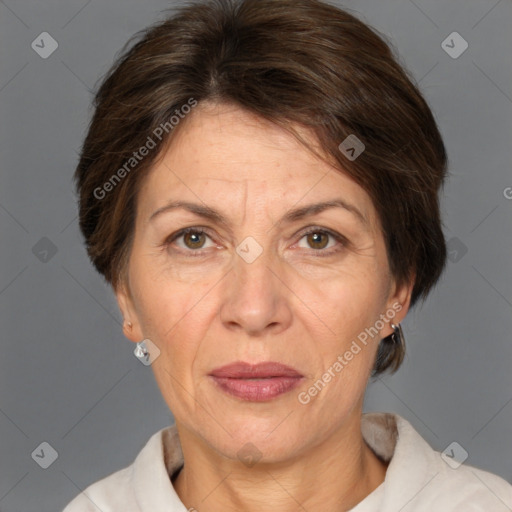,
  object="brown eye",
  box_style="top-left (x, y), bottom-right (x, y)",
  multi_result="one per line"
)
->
top-left (306, 231), bottom-right (329, 250)
top-left (296, 228), bottom-right (346, 256)
top-left (183, 230), bottom-right (207, 249)
top-left (166, 228), bottom-right (216, 253)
